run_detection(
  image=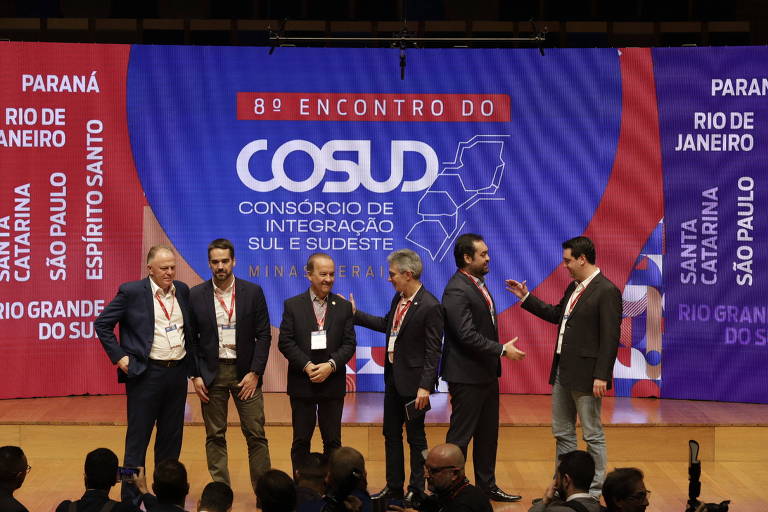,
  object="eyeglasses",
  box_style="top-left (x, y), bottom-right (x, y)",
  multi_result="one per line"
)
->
top-left (626, 489), bottom-right (651, 501)
top-left (424, 464), bottom-right (458, 475)
top-left (17, 465), bottom-right (31, 475)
